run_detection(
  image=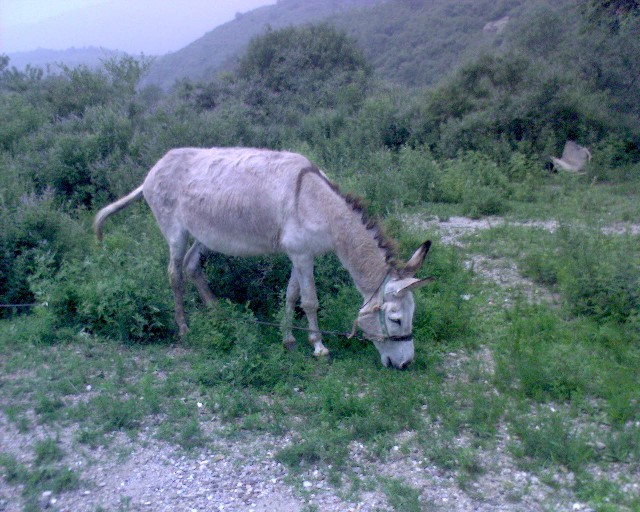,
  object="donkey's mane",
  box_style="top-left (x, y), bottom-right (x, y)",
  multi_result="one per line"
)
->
top-left (297, 166), bottom-right (398, 268)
